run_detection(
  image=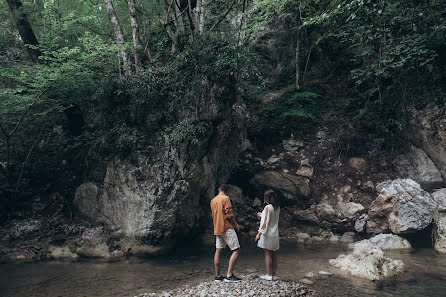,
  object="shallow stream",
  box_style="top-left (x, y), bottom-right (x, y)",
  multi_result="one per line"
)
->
top-left (2, 241), bottom-right (446, 297)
